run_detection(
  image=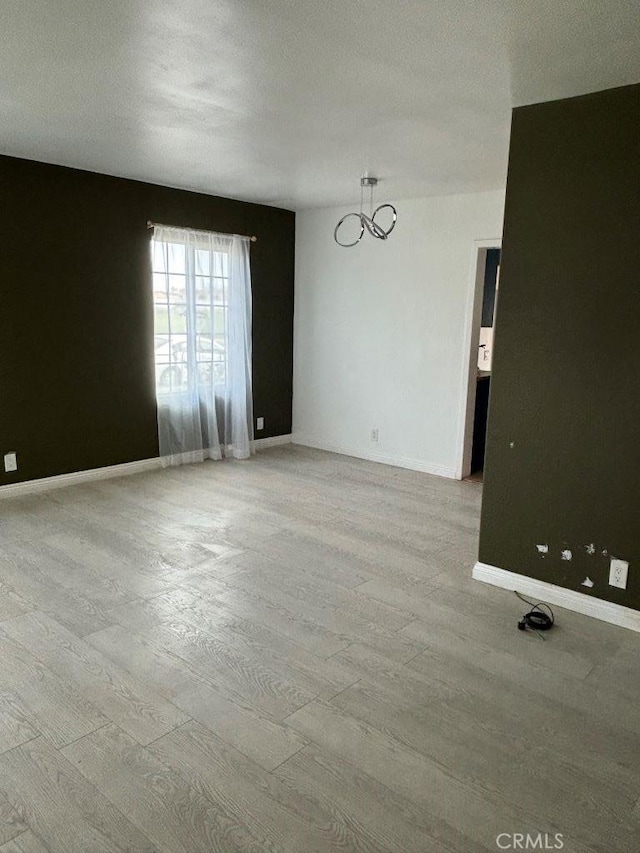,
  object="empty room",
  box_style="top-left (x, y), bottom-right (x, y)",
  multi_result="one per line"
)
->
top-left (0, 2), bottom-right (639, 851)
